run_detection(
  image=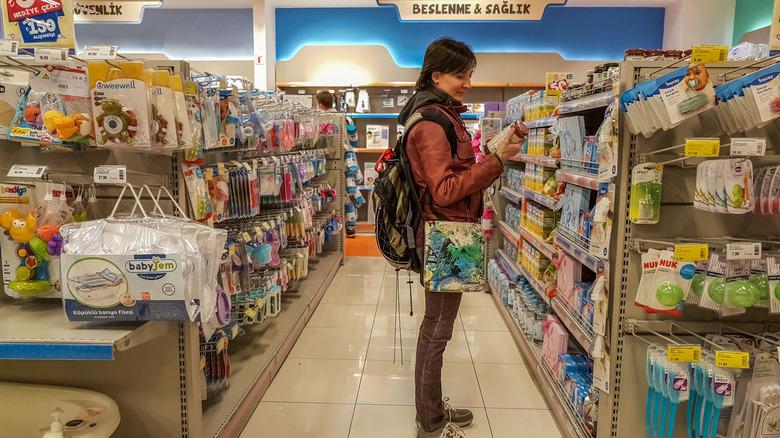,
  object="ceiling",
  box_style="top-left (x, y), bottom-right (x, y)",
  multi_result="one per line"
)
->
top-left (157, 0), bottom-right (684, 9)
